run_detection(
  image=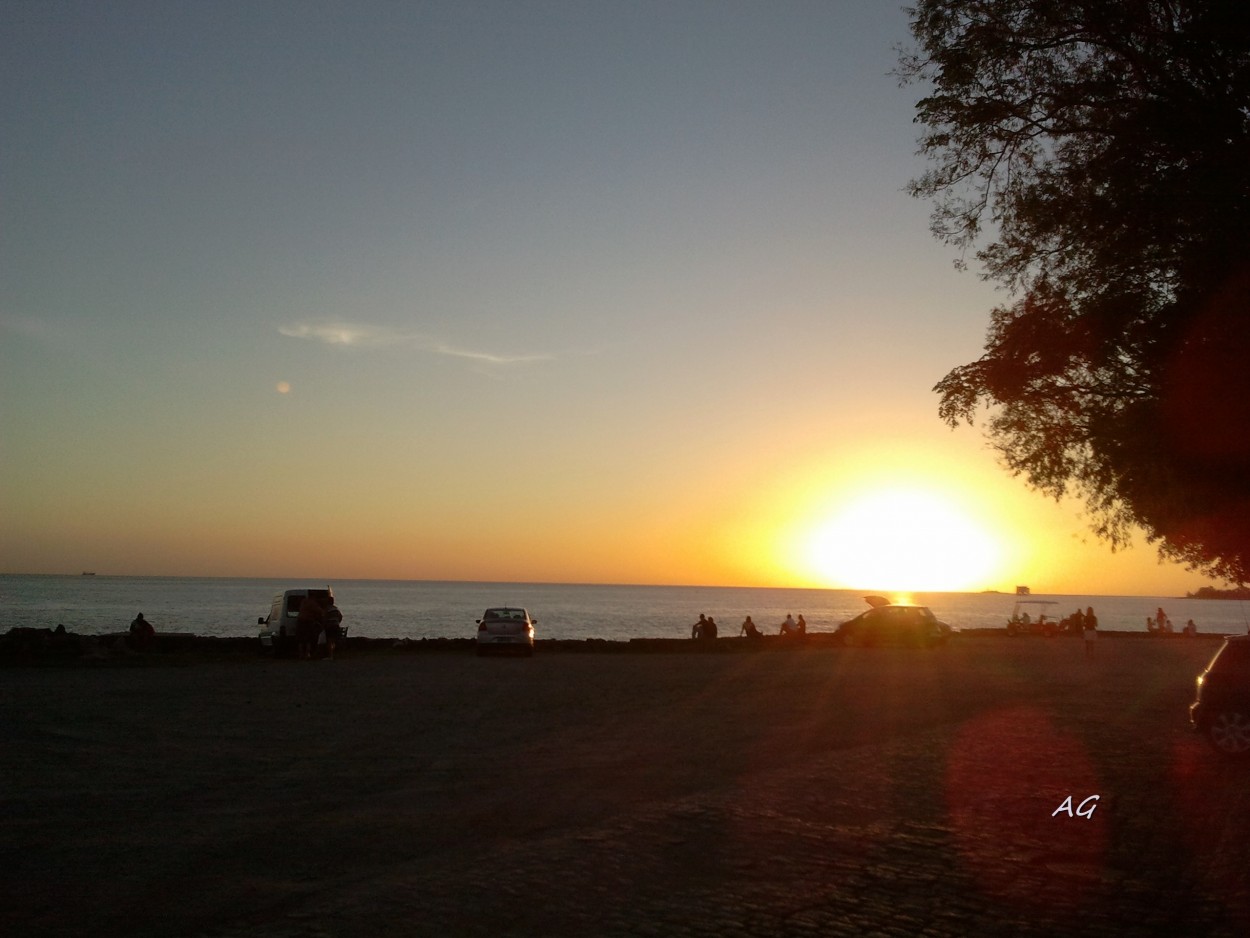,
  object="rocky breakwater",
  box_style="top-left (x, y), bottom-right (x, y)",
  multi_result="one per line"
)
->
top-left (0, 627), bottom-right (861, 664)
